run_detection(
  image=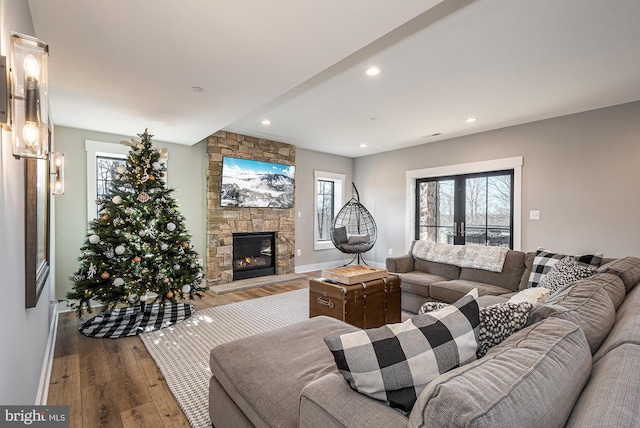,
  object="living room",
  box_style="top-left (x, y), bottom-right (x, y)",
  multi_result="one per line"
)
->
top-left (1, 0), bottom-right (640, 425)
